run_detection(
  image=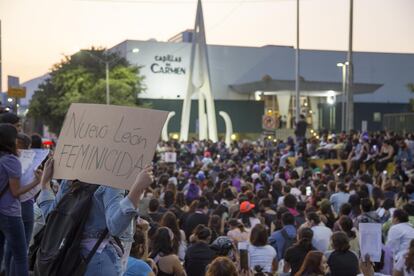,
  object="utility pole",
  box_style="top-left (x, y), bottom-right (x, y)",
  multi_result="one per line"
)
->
top-left (346, 0), bottom-right (354, 131)
top-left (295, 0), bottom-right (300, 124)
top-left (105, 61), bottom-right (110, 105)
